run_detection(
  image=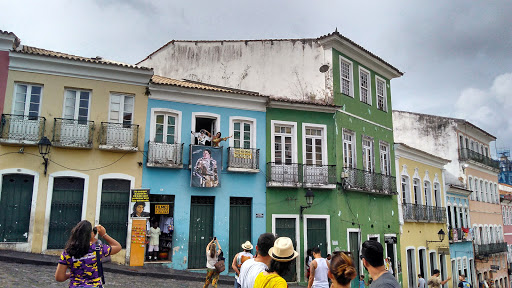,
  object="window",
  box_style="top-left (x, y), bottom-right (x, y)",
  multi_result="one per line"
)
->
top-left (434, 183), bottom-right (441, 207)
top-left (401, 176), bottom-right (410, 204)
top-left (63, 89), bottom-right (90, 122)
top-left (380, 142), bottom-right (391, 175)
top-left (475, 178), bottom-right (480, 201)
top-left (376, 77), bottom-right (387, 111)
top-left (468, 177), bottom-right (473, 200)
top-left (459, 135), bottom-right (464, 150)
top-left (362, 137), bottom-right (374, 172)
top-left (343, 130), bottom-right (355, 168)
top-left (424, 181), bottom-right (432, 206)
top-left (359, 67), bottom-right (371, 105)
top-left (109, 93), bottom-right (134, 125)
top-left (13, 83), bottom-right (42, 118)
top-left (154, 113), bottom-right (177, 144)
top-left (233, 120), bottom-right (253, 149)
top-left (485, 147), bottom-right (489, 157)
top-left (340, 56), bottom-right (353, 97)
top-left (459, 206), bottom-right (464, 228)
top-left (480, 180), bottom-right (485, 202)
top-left (271, 121), bottom-right (296, 165)
top-left (303, 124), bottom-right (326, 165)
top-left (413, 179), bottom-right (421, 204)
